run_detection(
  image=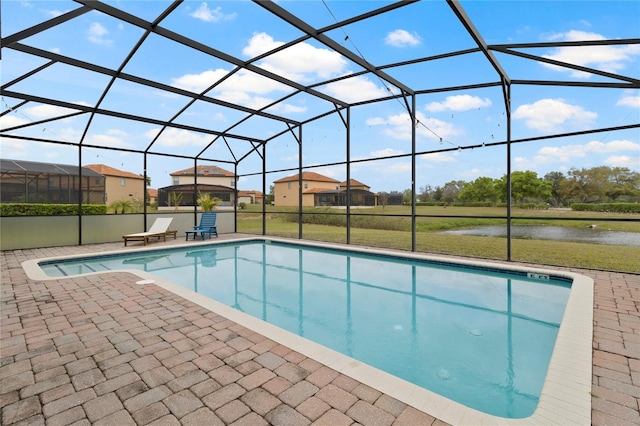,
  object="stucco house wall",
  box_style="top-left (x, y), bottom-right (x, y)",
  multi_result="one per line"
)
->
top-left (85, 164), bottom-right (144, 204)
top-left (273, 172), bottom-right (340, 207)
